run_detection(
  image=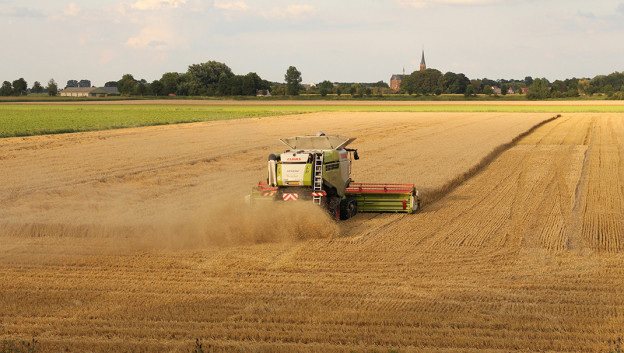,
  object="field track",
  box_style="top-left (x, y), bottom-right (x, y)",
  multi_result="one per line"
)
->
top-left (1, 111), bottom-right (623, 352)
